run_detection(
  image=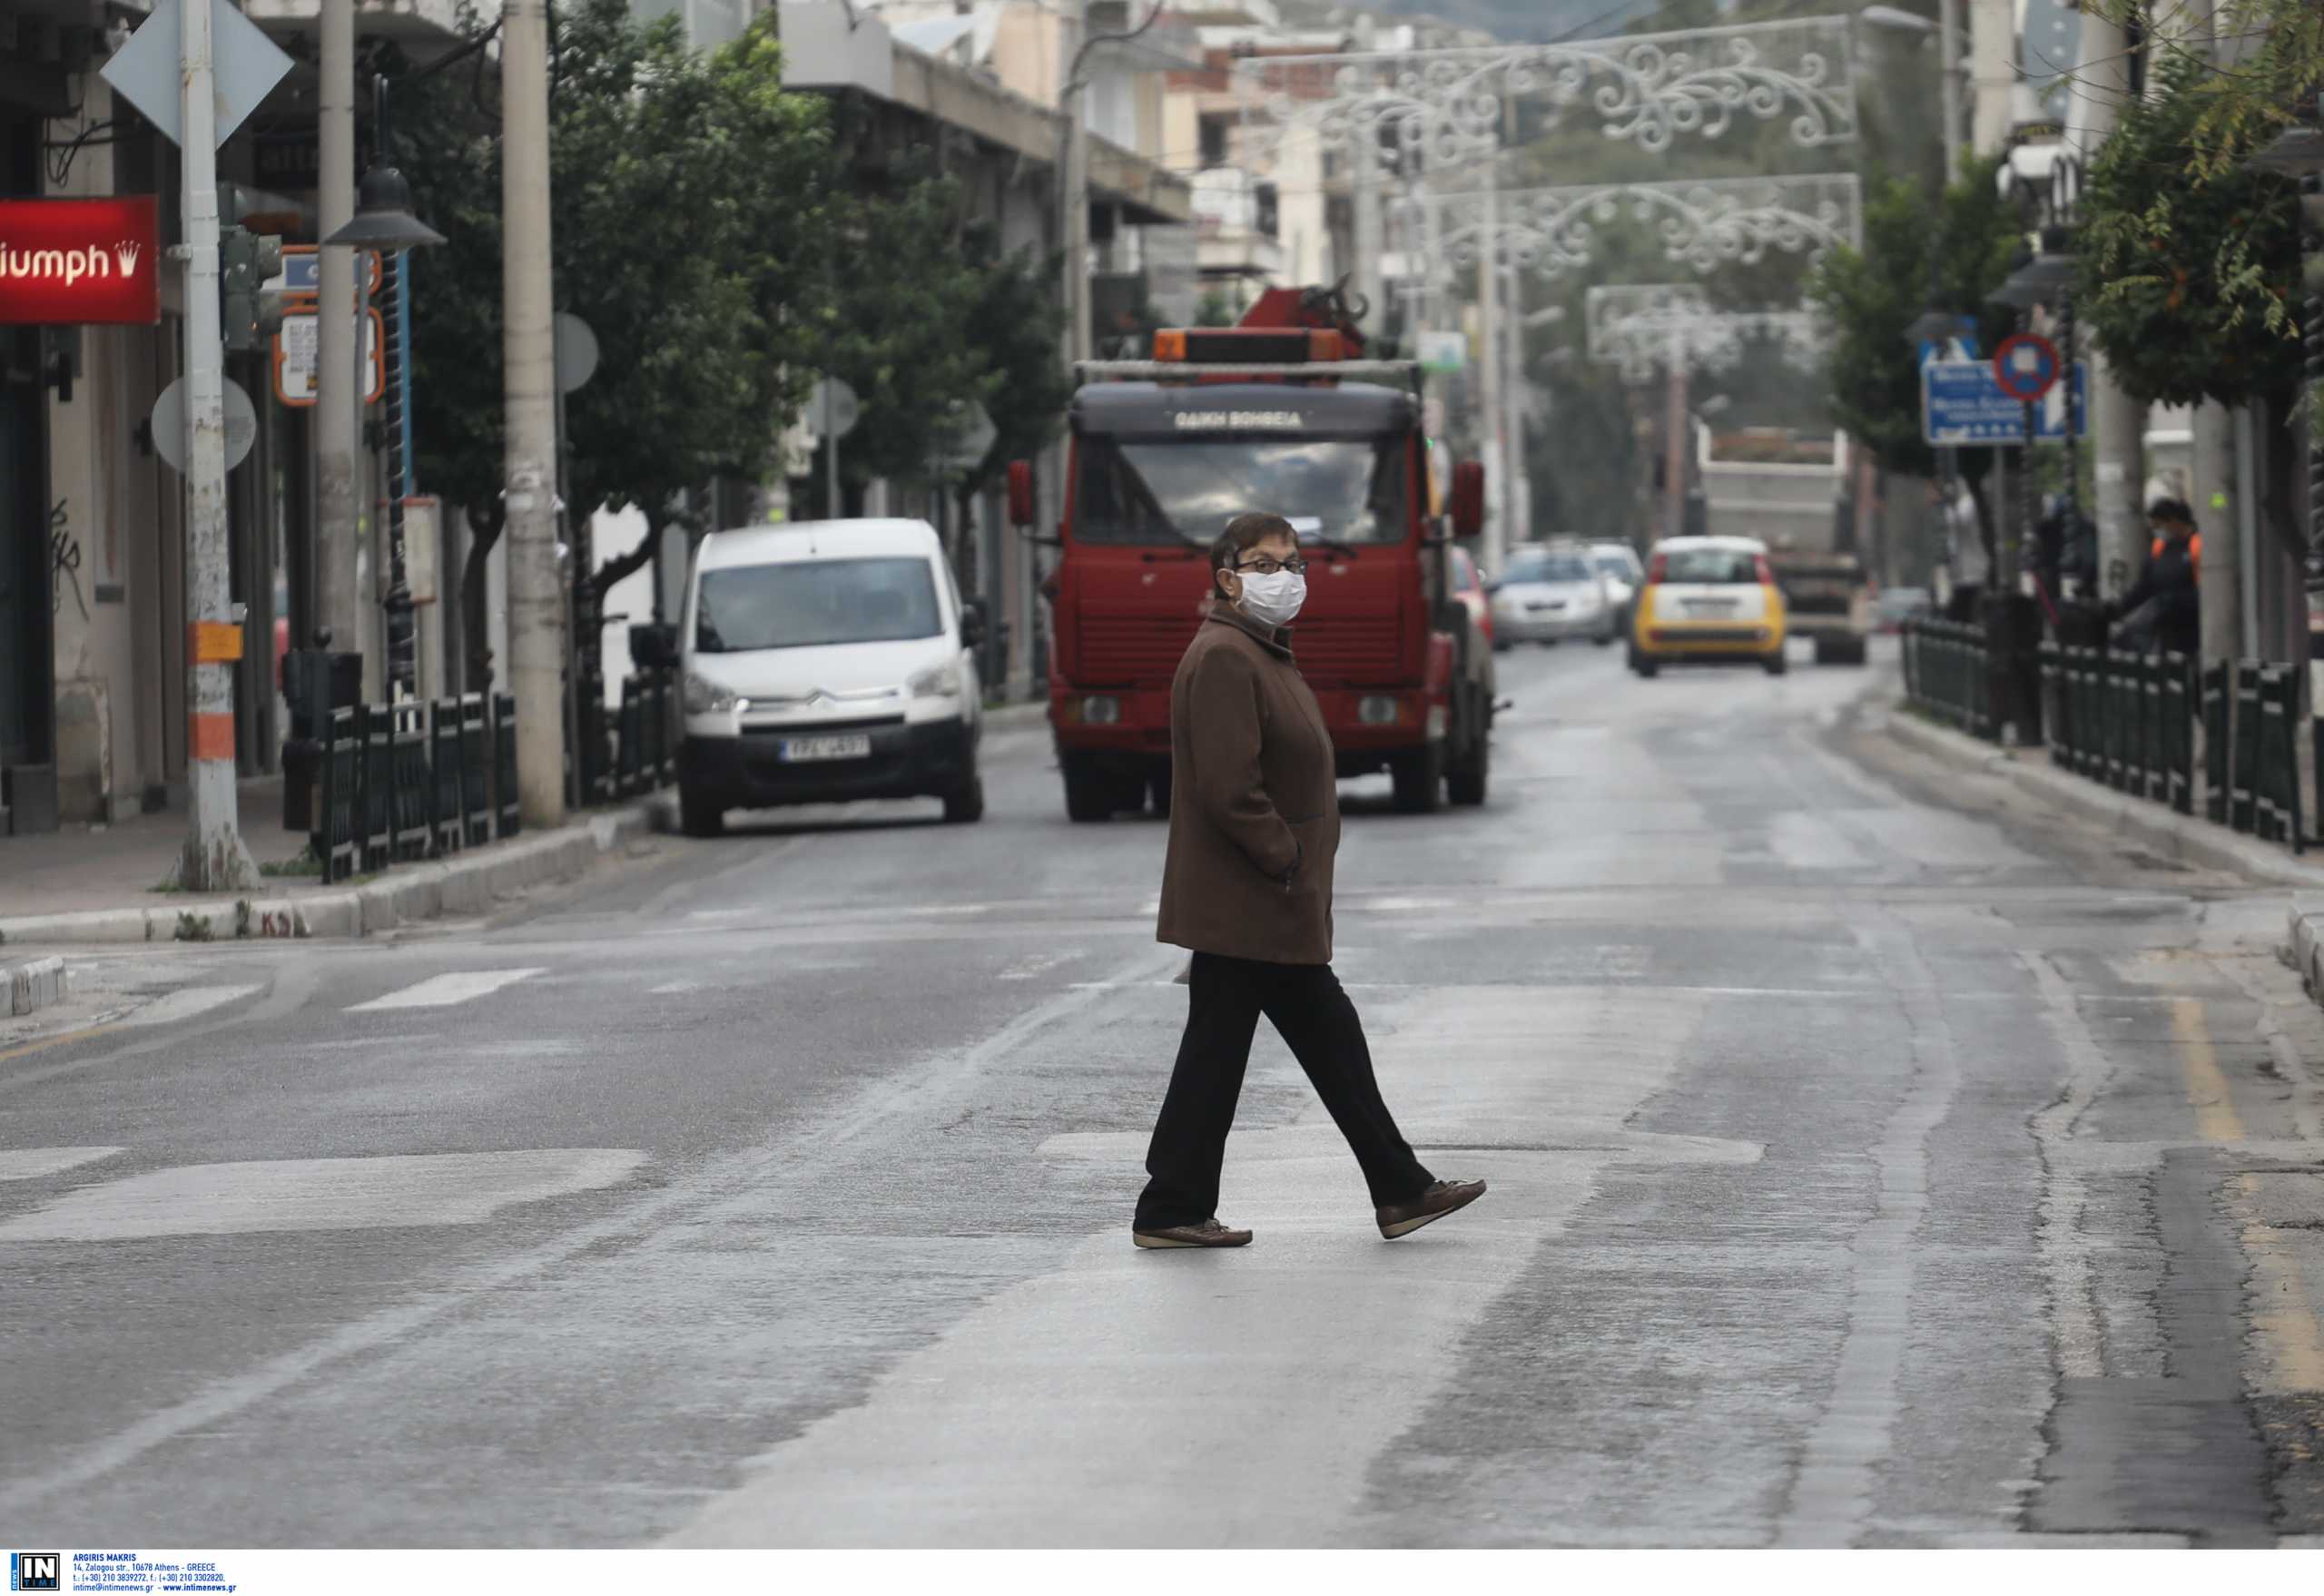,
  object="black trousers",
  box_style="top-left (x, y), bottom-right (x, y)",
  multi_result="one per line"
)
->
top-left (1135, 952), bottom-right (1434, 1231)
